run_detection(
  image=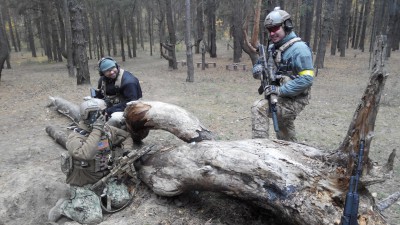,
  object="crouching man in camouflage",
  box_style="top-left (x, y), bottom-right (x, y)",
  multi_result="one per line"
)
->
top-left (251, 7), bottom-right (314, 142)
top-left (48, 98), bottom-right (136, 224)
